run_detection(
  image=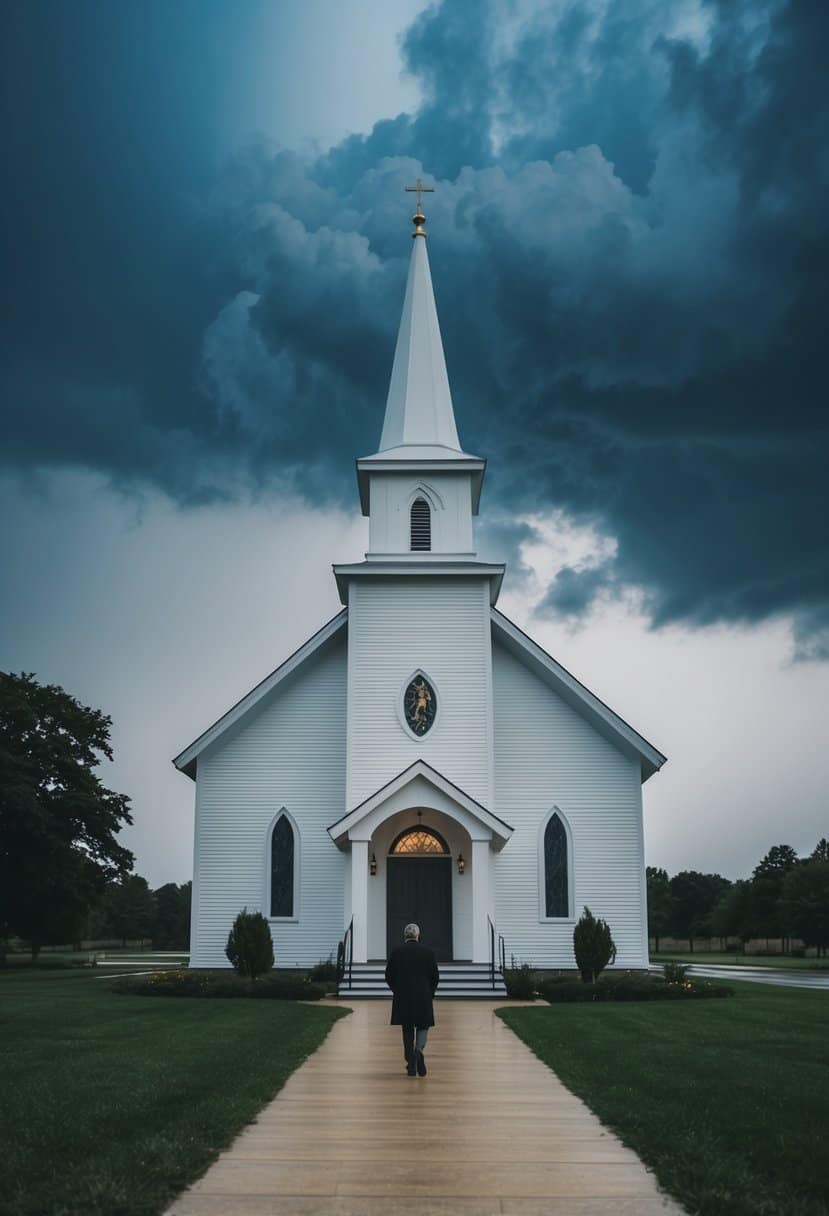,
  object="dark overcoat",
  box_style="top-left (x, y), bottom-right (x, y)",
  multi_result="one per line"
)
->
top-left (385, 940), bottom-right (439, 1026)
